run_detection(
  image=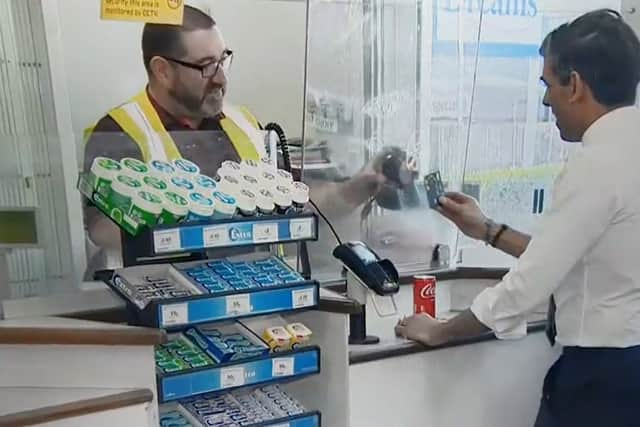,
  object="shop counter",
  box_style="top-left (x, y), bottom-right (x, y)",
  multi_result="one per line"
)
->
top-left (346, 276), bottom-right (559, 427)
